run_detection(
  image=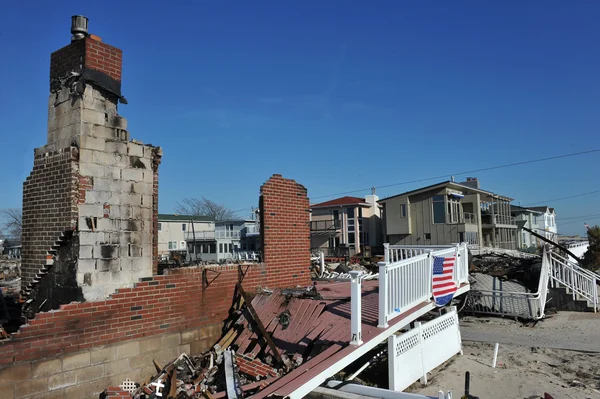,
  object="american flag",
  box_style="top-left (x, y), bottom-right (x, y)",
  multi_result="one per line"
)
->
top-left (432, 256), bottom-right (457, 306)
